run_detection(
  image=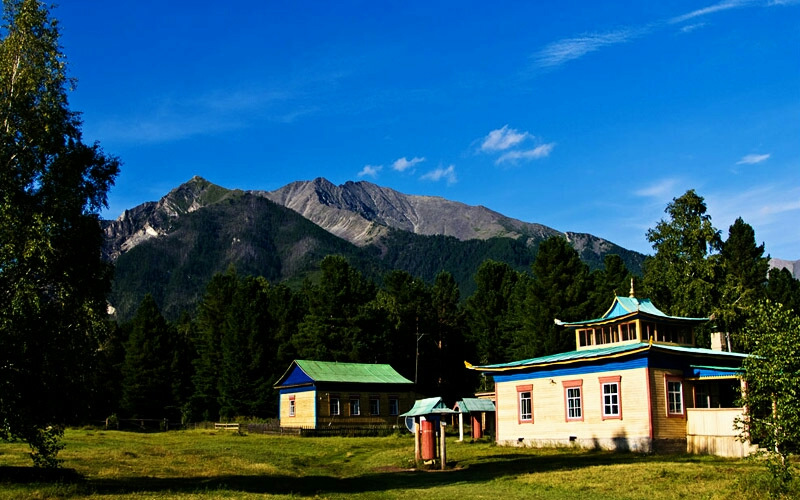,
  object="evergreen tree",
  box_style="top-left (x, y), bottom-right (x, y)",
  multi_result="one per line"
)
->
top-left (218, 276), bottom-right (275, 419)
top-left (0, 0), bottom-right (120, 466)
top-left (431, 271), bottom-right (471, 400)
top-left (190, 269), bottom-right (239, 421)
top-left (589, 254), bottom-right (634, 316)
top-left (120, 295), bottom-right (178, 419)
top-left (516, 236), bottom-right (591, 358)
top-left (293, 255), bottom-right (377, 362)
top-left (464, 260), bottom-right (521, 365)
top-left (766, 267), bottom-right (800, 314)
top-left (642, 190), bottom-right (721, 341)
top-left (715, 217), bottom-right (769, 350)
